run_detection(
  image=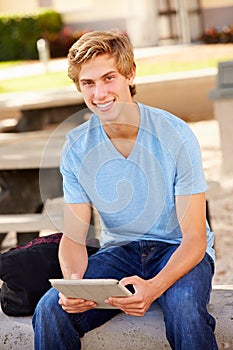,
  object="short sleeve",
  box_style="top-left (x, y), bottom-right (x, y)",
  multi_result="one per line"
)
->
top-left (60, 138), bottom-right (90, 204)
top-left (174, 126), bottom-right (207, 195)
